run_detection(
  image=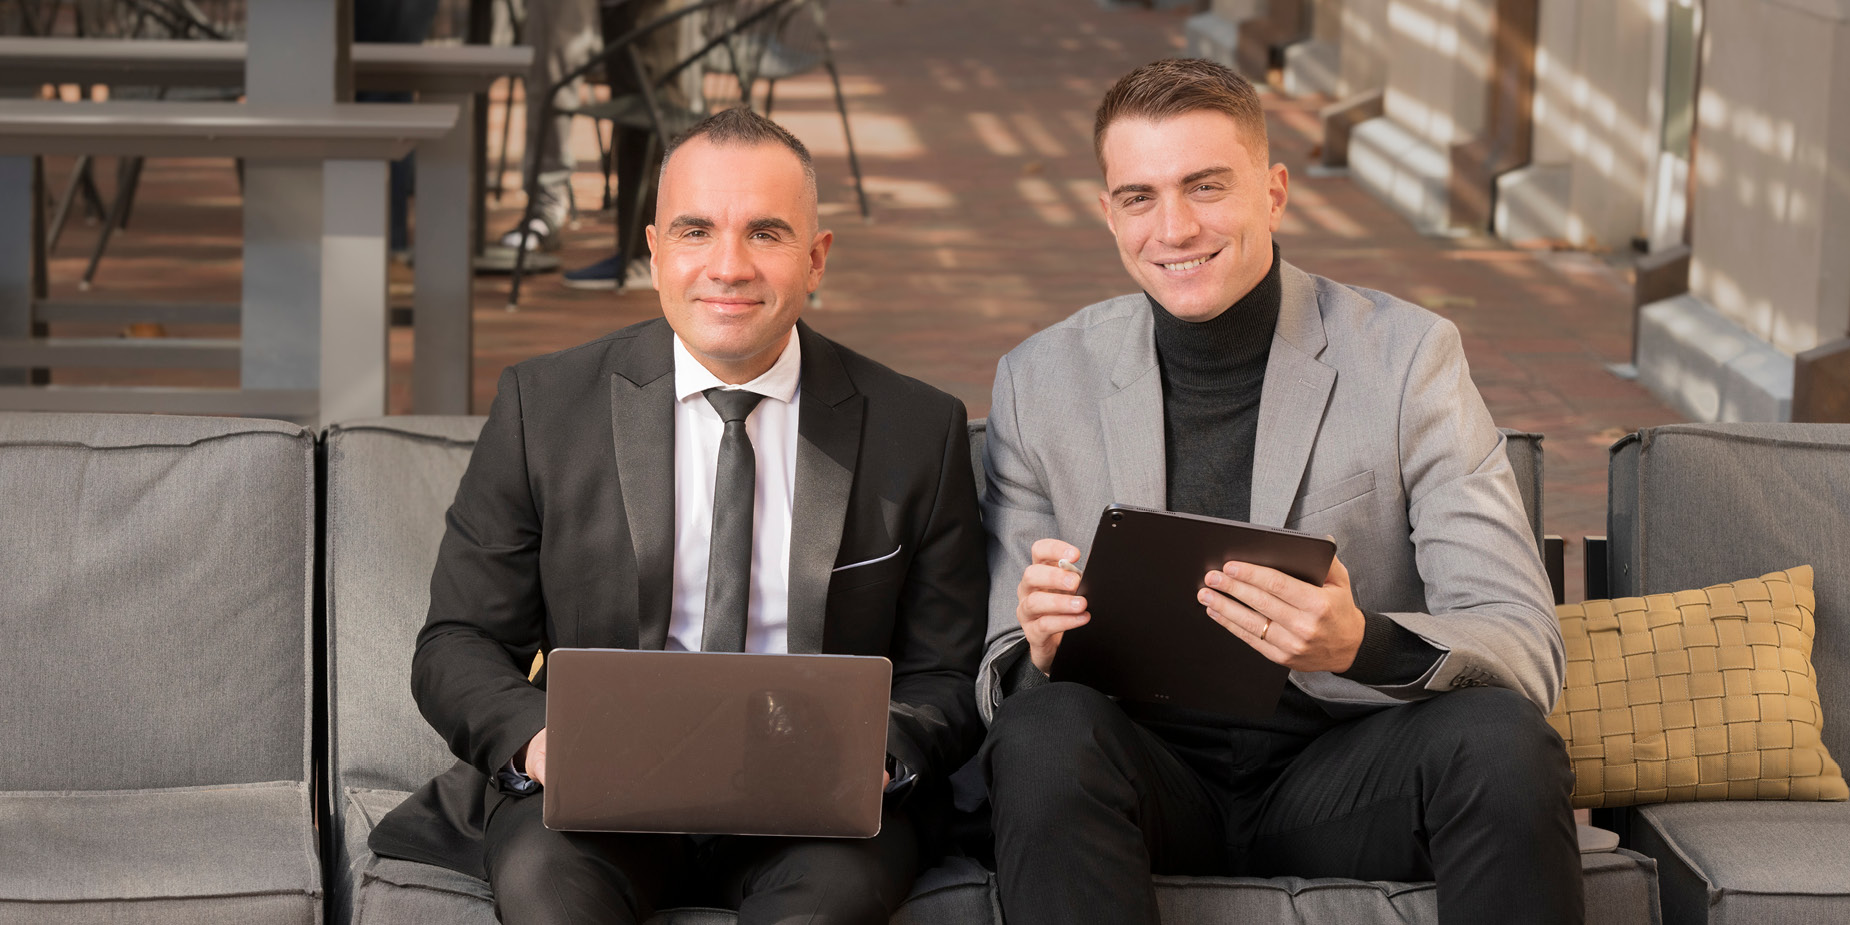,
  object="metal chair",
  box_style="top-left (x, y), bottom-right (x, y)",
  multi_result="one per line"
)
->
top-left (705, 0), bottom-right (867, 218)
top-left (506, 0), bottom-right (799, 309)
top-left (40, 0), bottom-right (243, 290)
